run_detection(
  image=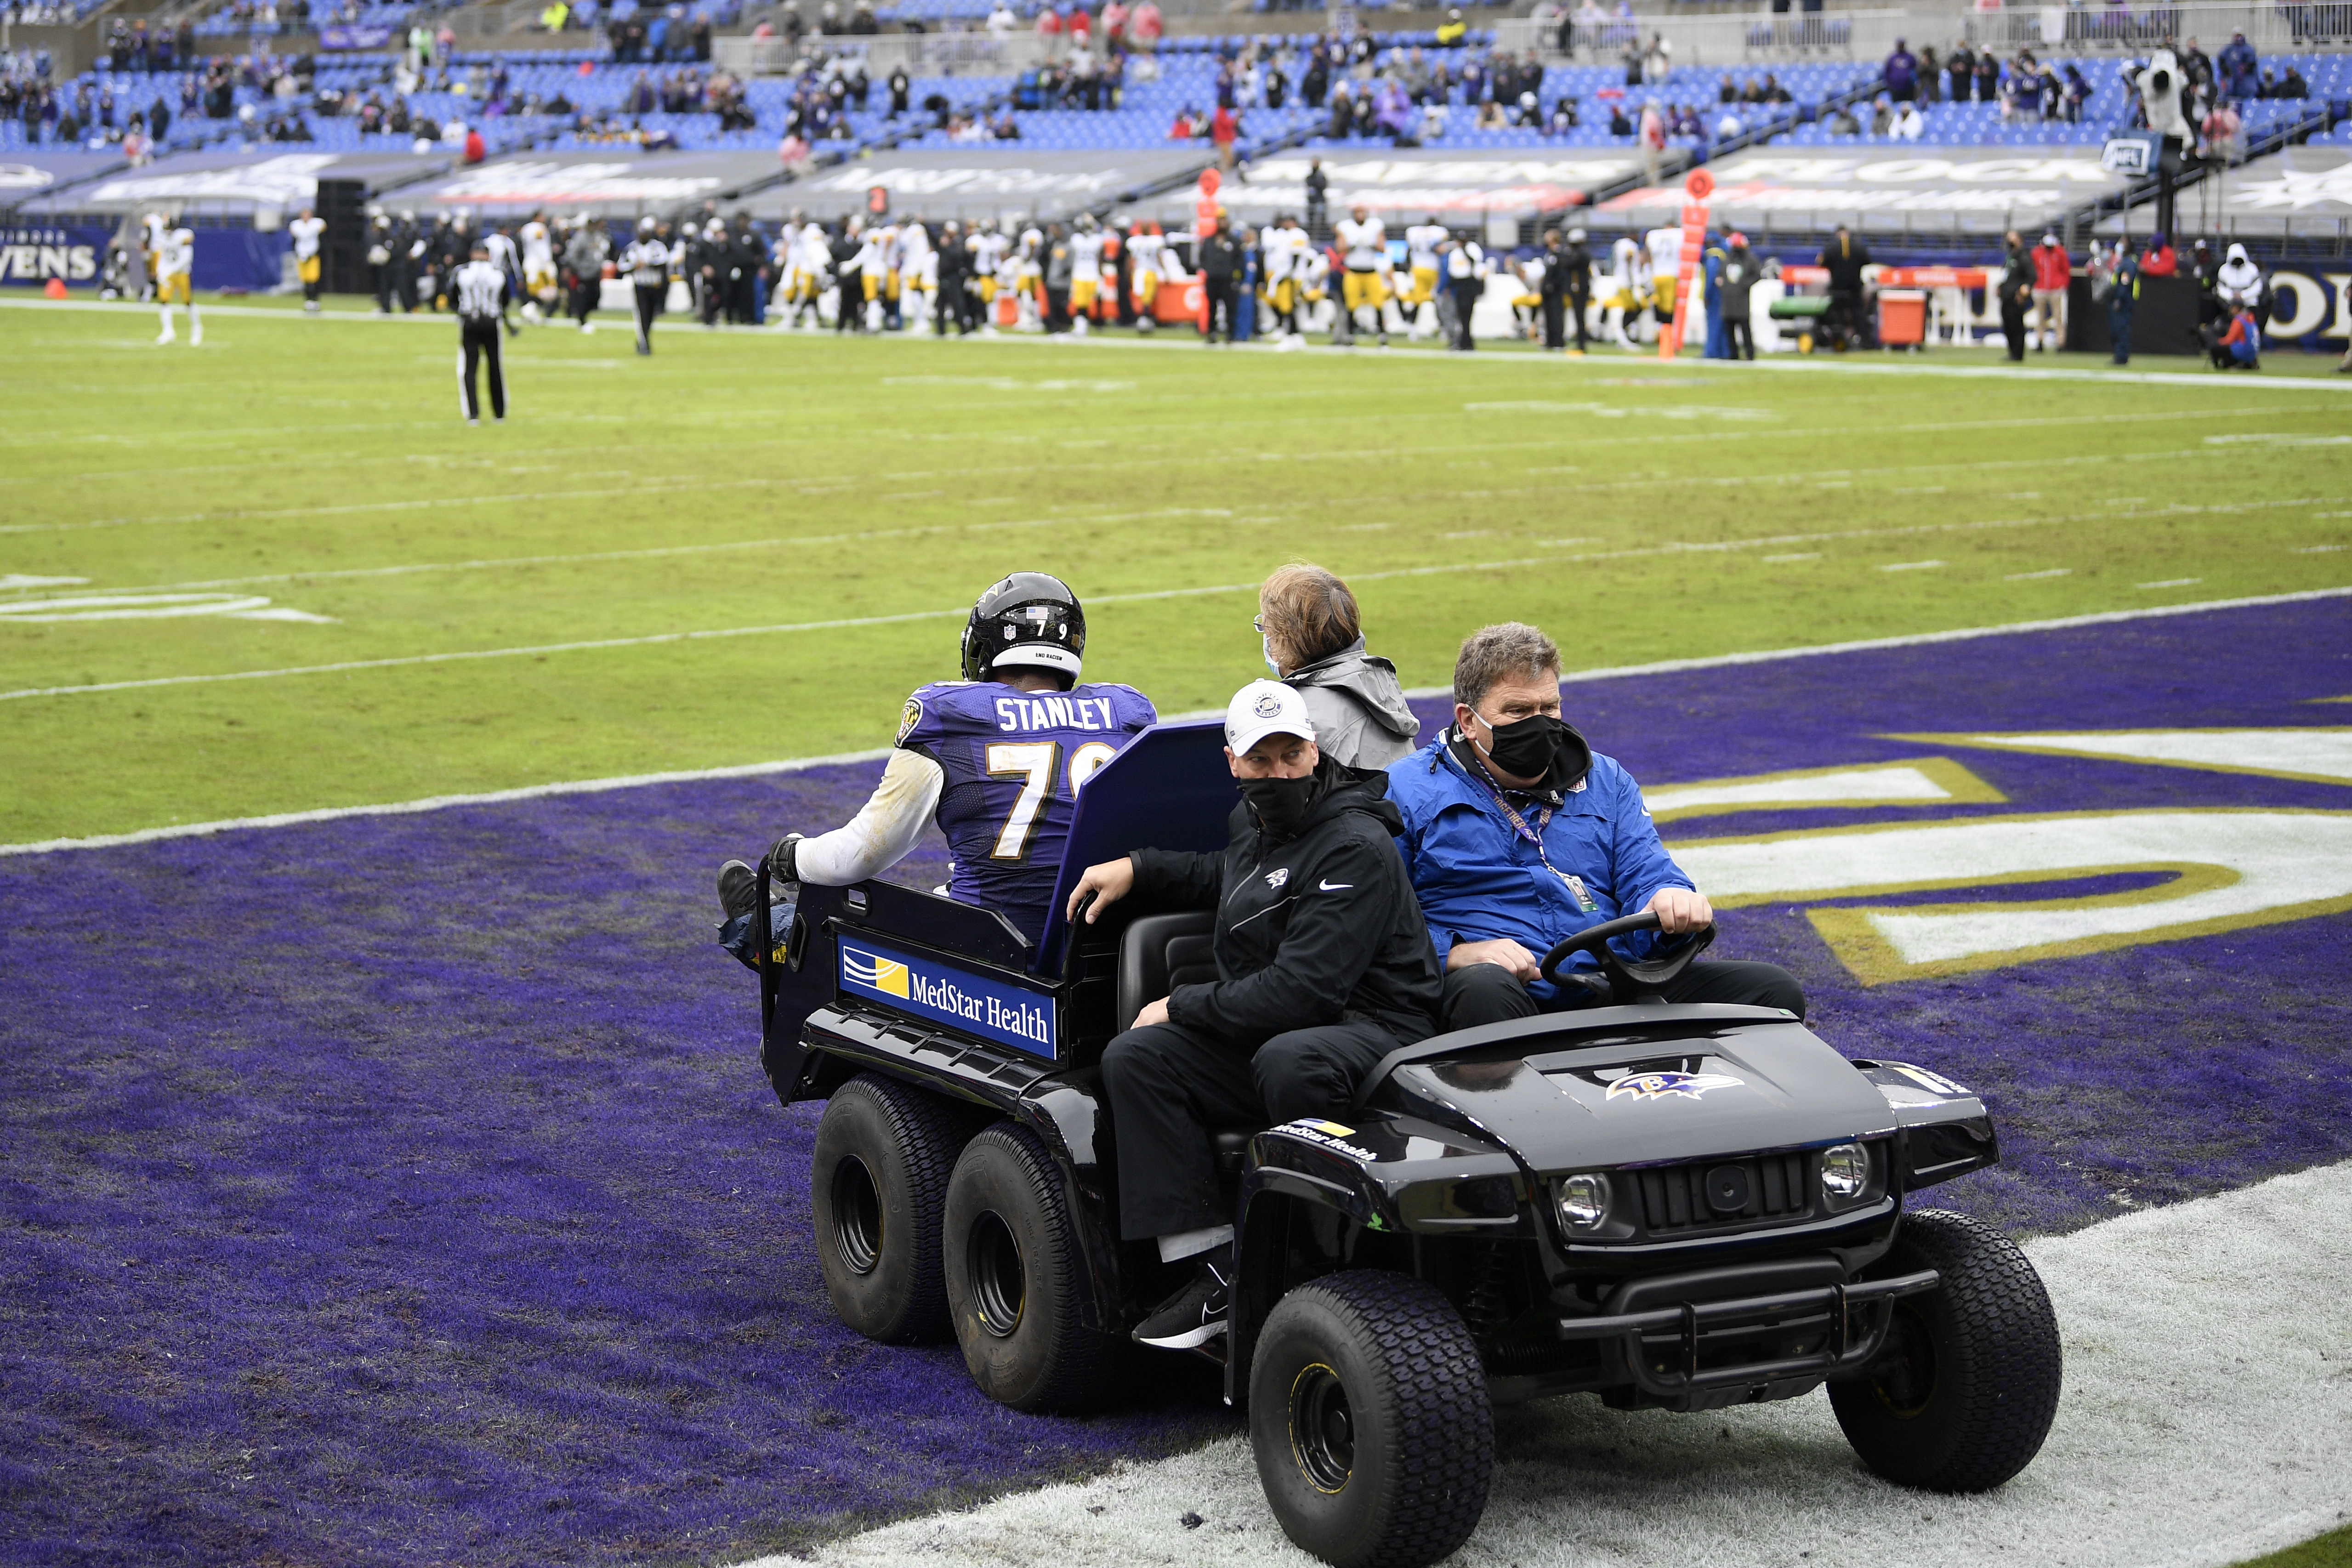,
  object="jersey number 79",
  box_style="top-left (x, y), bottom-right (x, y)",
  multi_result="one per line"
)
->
top-left (985, 739), bottom-right (1119, 861)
